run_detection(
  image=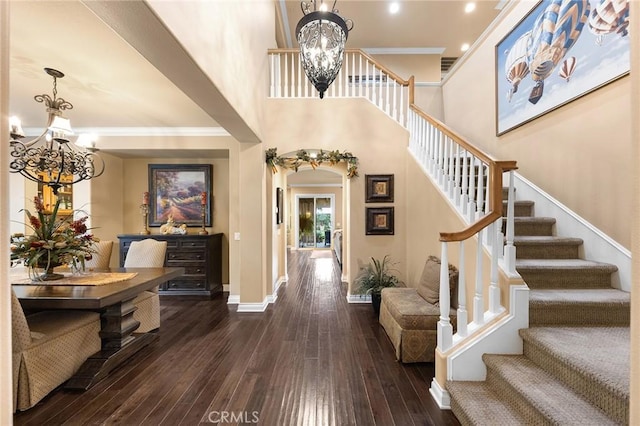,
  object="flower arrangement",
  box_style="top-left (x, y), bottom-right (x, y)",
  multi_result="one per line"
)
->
top-left (10, 196), bottom-right (98, 280)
